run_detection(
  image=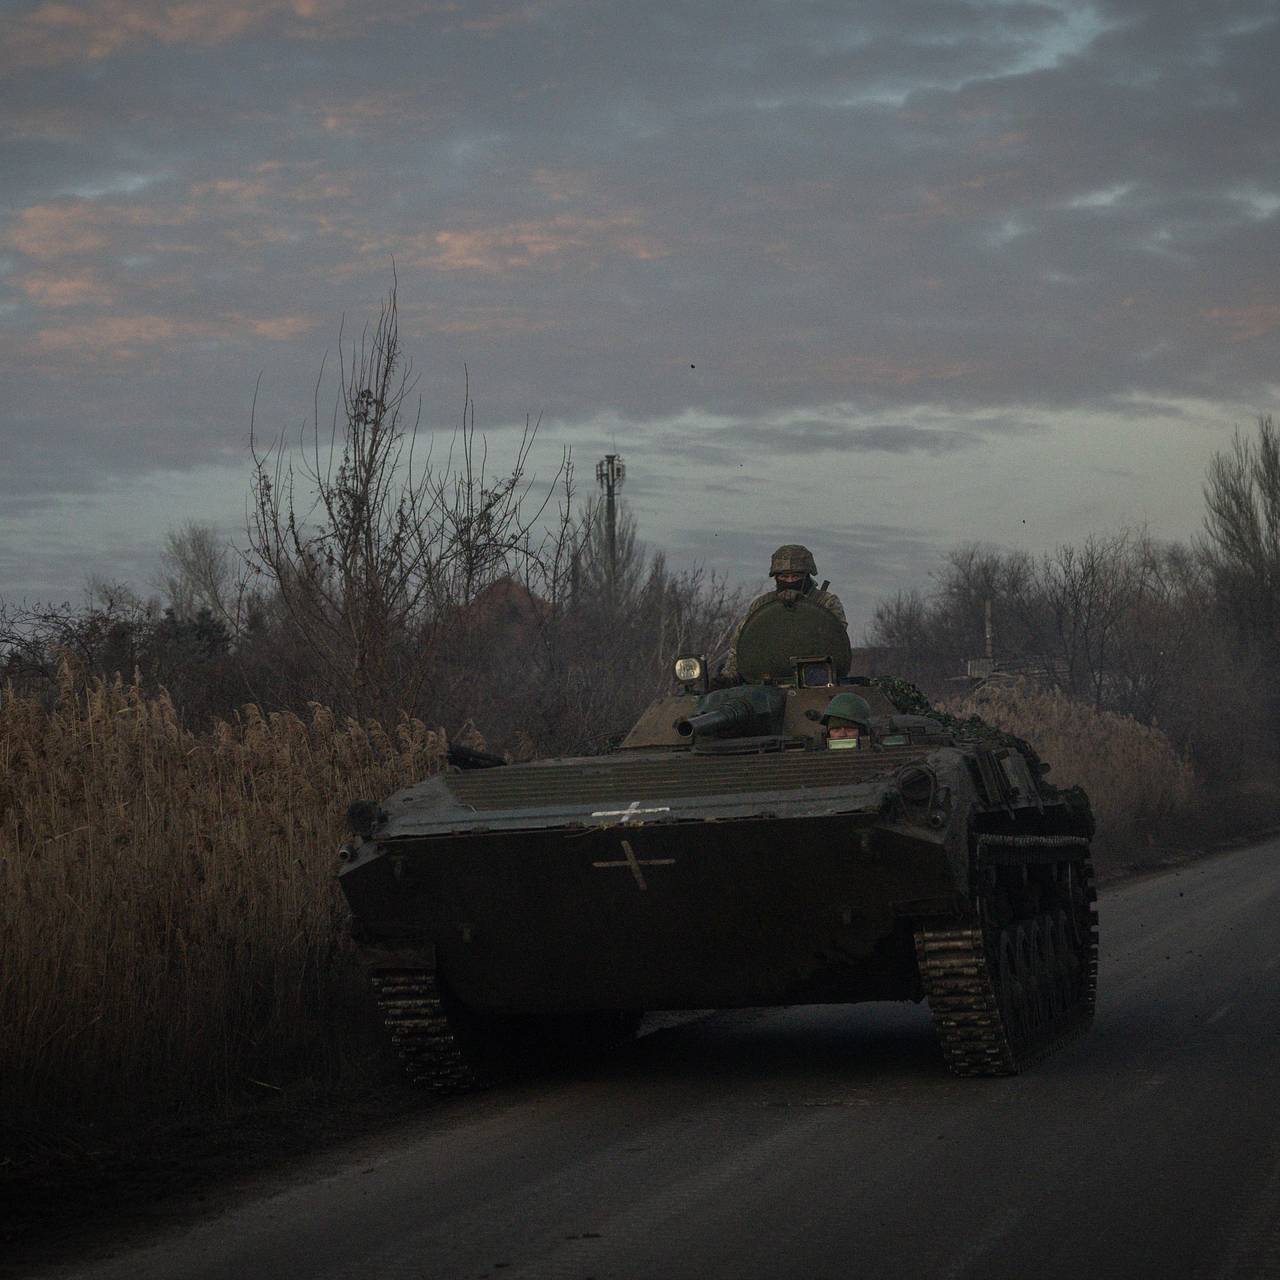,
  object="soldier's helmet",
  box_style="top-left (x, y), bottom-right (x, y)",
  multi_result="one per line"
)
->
top-left (769, 544), bottom-right (817, 578)
top-left (820, 691), bottom-right (872, 729)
